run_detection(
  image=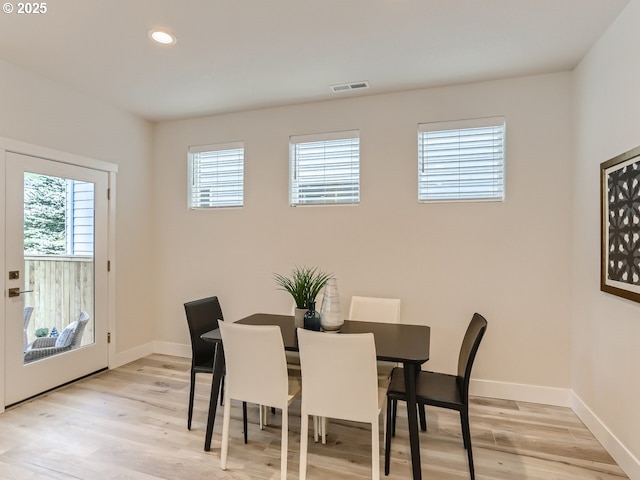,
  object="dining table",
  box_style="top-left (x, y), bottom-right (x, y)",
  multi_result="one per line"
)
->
top-left (201, 313), bottom-right (431, 480)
